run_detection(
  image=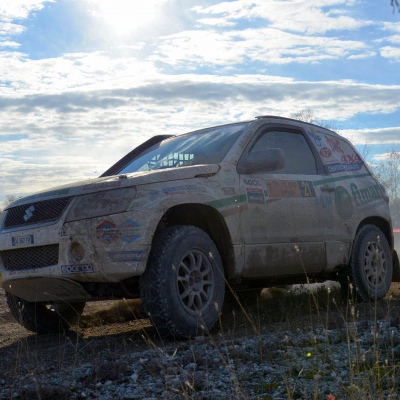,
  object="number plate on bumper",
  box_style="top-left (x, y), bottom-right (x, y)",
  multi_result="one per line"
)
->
top-left (12, 235), bottom-right (34, 246)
